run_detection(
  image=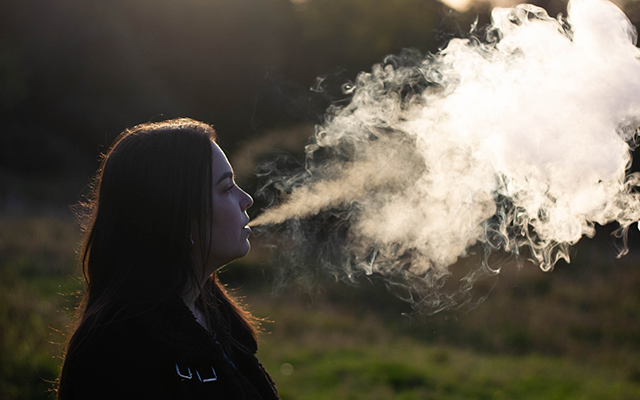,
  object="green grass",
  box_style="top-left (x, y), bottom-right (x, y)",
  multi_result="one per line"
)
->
top-left (253, 294), bottom-right (640, 400)
top-left (1, 214), bottom-right (640, 399)
top-left (265, 345), bottom-right (640, 400)
top-left (0, 214), bottom-right (81, 400)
